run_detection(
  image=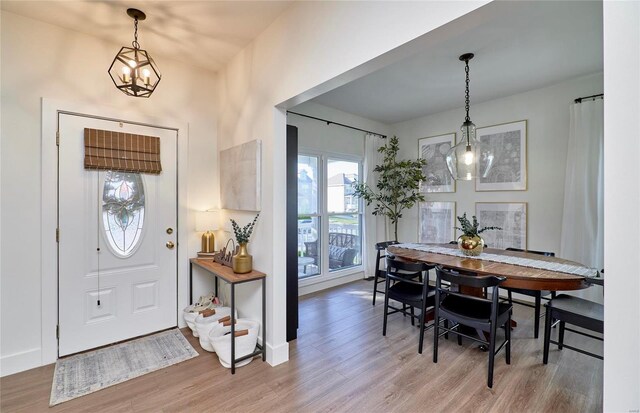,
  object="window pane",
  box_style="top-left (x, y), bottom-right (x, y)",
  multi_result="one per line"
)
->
top-left (298, 155), bottom-right (319, 215)
top-left (328, 214), bottom-right (362, 271)
top-left (298, 217), bottom-right (320, 278)
top-left (327, 159), bottom-right (359, 213)
top-left (102, 171), bottom-right (145, 257)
